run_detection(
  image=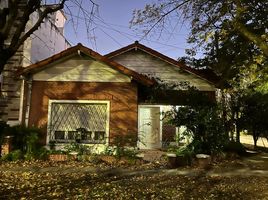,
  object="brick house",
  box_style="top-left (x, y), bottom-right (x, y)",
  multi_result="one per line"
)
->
top-left (17, 42), bottom-right (217, 150)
